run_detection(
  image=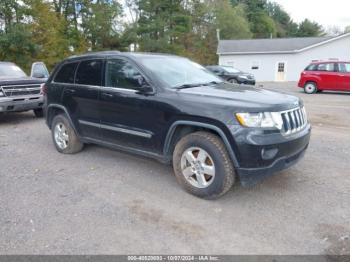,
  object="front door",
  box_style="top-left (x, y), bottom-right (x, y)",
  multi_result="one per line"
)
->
top-left (276, 62), bottom-right (286, 81)
top-left (99, 58), bottom-right (160, 153)
top-left (61, 59), bottom-right (103, 139)
top-left (337, 62), bottom-right (350, 91)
